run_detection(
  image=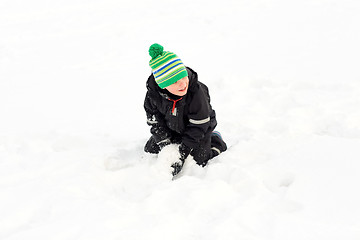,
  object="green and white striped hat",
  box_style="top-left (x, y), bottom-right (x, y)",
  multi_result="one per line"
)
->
top-left (148, 43), bottom-right (188, 89)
